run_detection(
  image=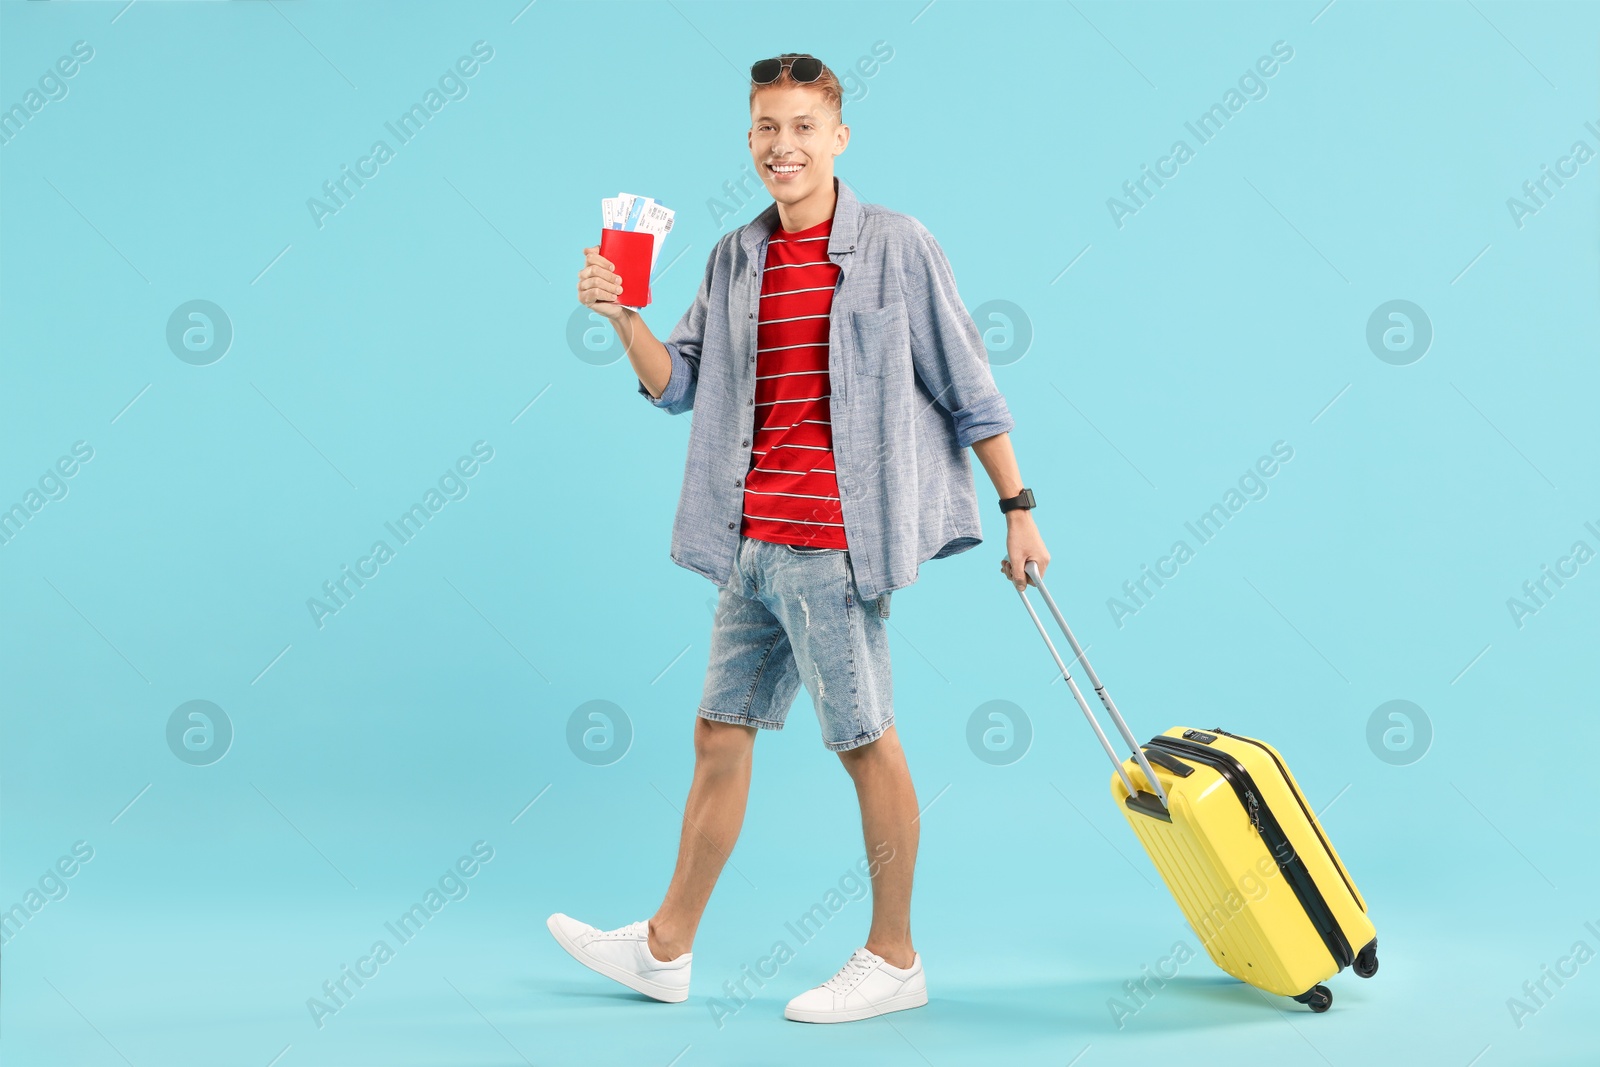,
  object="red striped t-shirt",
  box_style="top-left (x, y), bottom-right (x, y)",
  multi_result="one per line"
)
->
top-left (739, 216), bottom-right (847, 549)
